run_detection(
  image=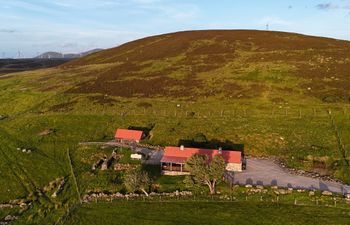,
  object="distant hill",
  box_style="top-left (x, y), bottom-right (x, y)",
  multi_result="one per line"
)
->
top-left (35, 48), bottom-right (103, 59)
top-left (61, 30), bottom-right (350, 103)
top-left (0, 58), bottom-right (71, 75)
